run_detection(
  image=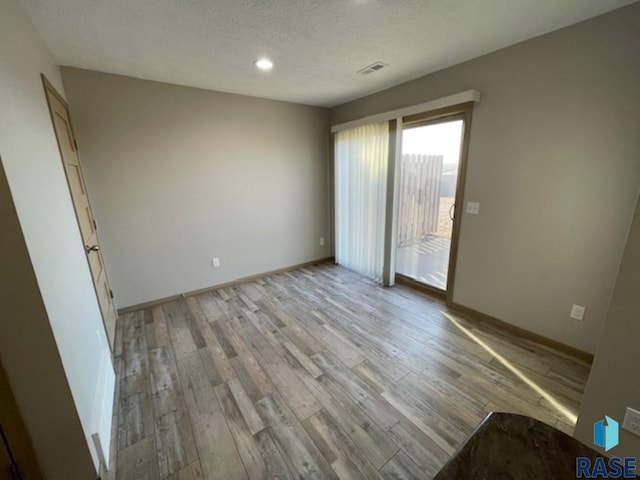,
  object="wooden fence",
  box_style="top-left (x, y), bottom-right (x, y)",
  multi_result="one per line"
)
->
top-left (397, 154), bottom-right (443, 247)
